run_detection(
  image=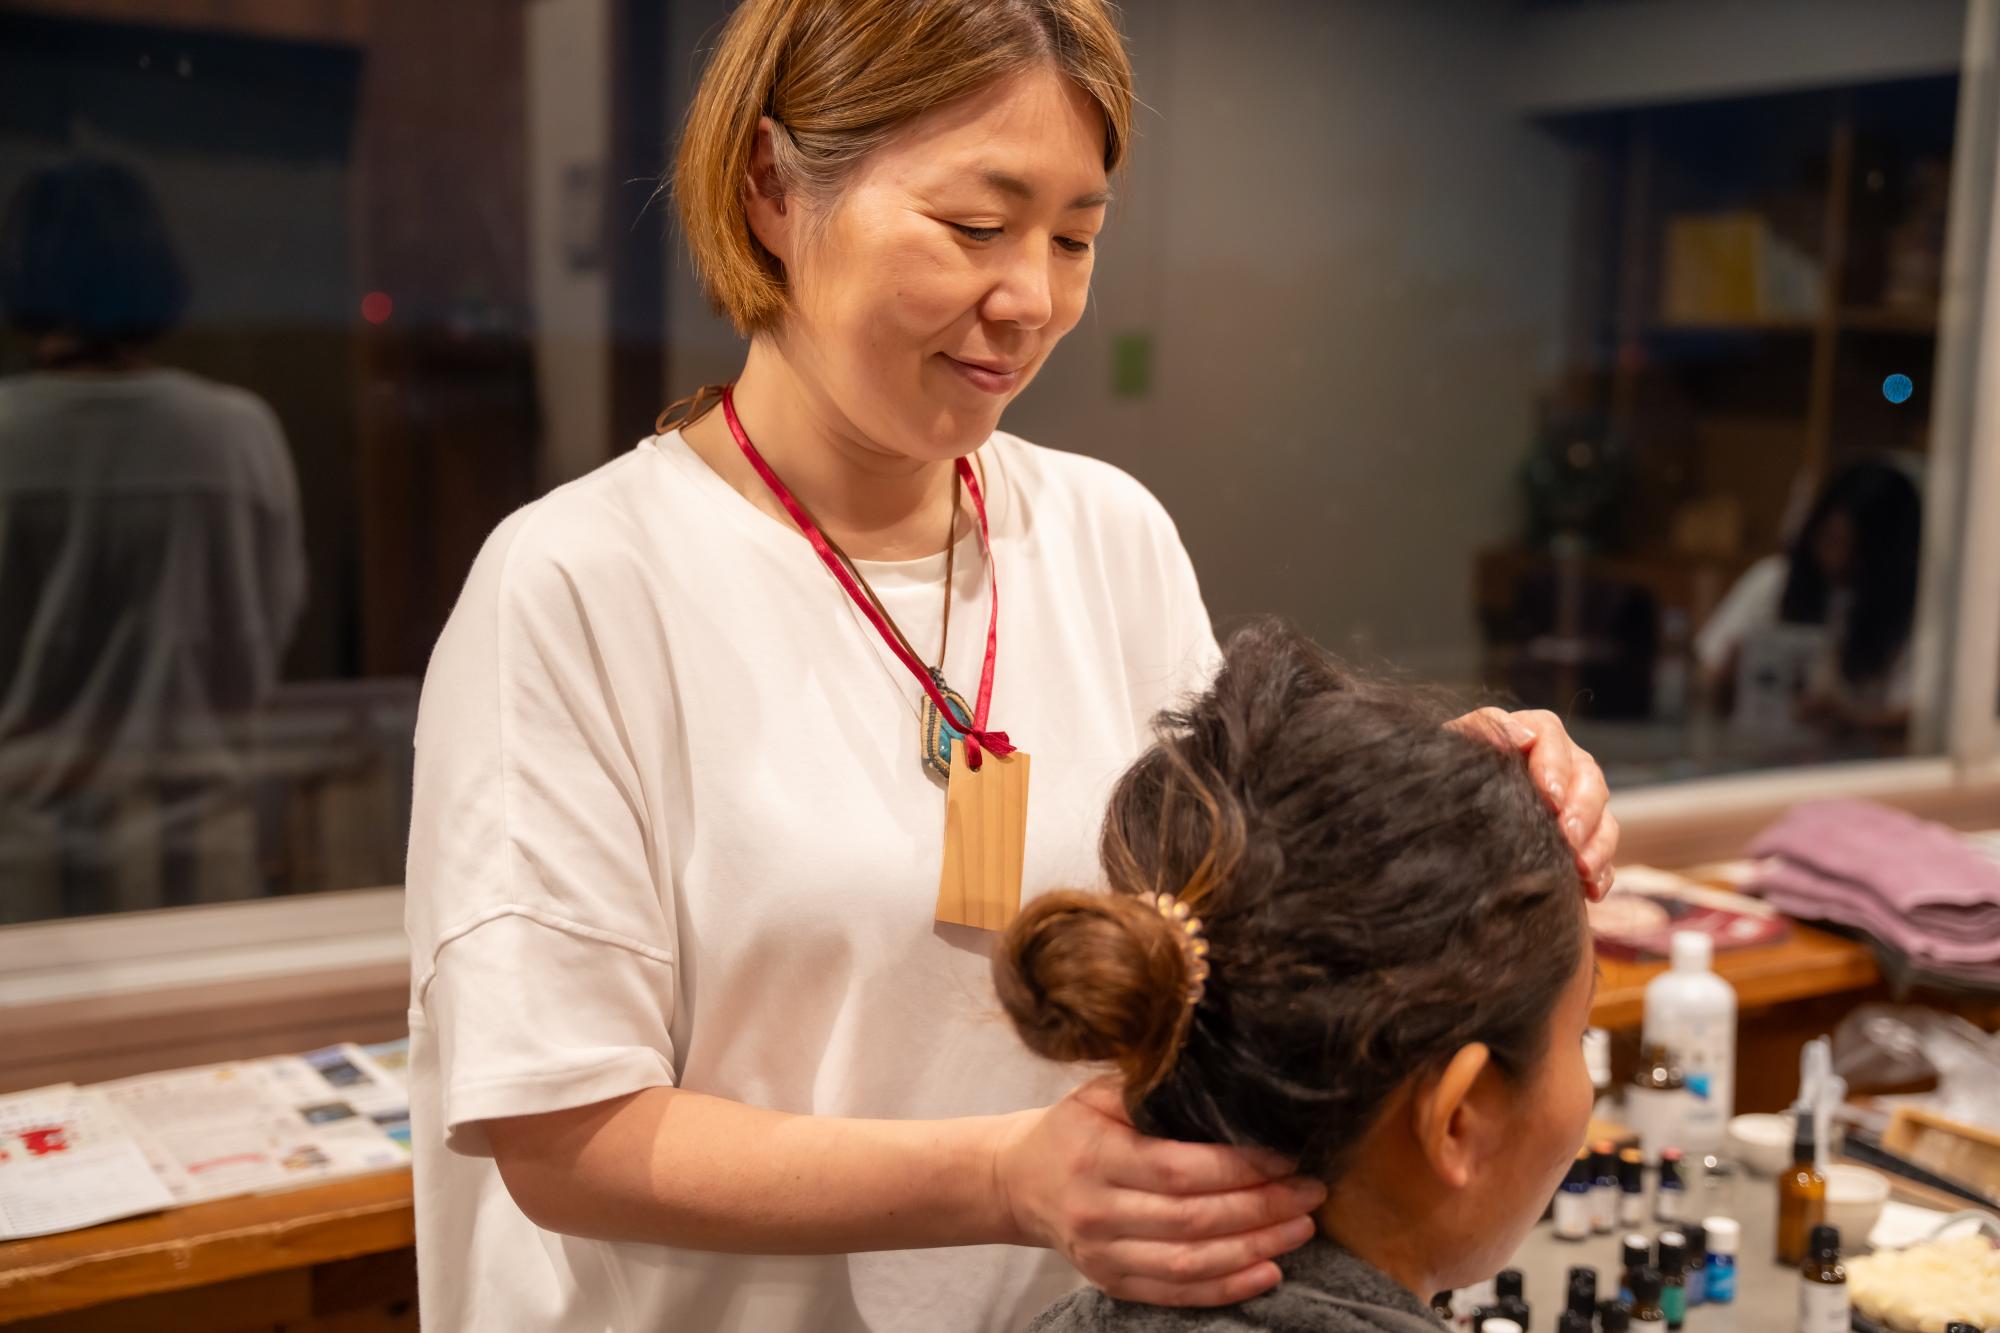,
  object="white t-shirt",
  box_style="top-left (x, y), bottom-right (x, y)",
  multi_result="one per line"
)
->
top-left (1693, 554), bottom-right (1912, 712)
top-left (404, 427), bottom-right (1220, 1333)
